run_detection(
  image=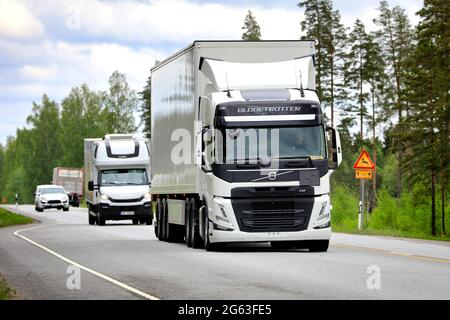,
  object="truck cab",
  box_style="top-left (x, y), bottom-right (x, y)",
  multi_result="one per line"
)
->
top-left (84, 134), bottom-right (152, 226)
top-left (151, 41), bottom-right (342, 251)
